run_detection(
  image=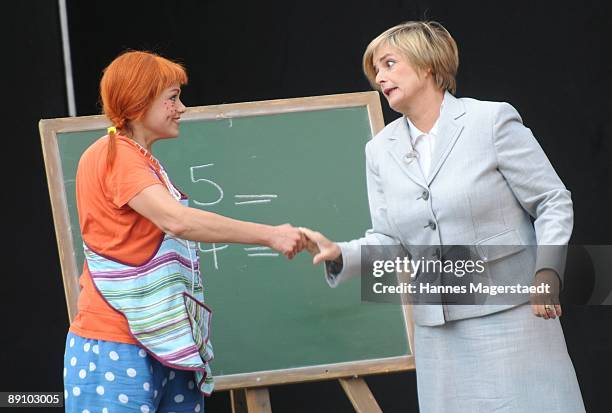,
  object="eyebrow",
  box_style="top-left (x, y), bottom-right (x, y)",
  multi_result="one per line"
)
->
top-left (169, 87), bottom-right (180, 93)
top-left (377, 53), bottom-right (394, 63)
